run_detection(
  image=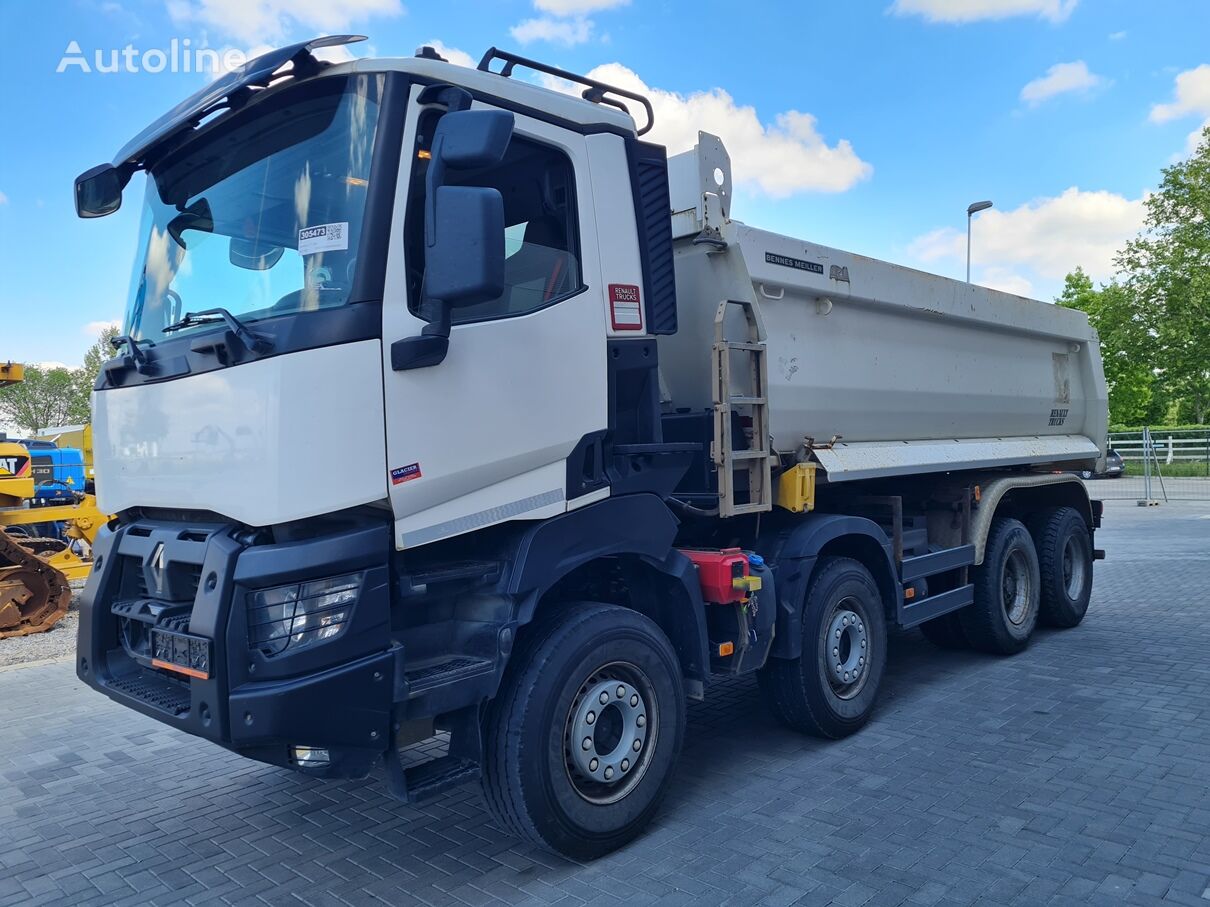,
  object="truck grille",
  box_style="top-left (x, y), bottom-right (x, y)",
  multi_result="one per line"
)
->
top-left (119, 555), bottom-right (202, 603)
top-left (114, 557), bottom-right (203, 662)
